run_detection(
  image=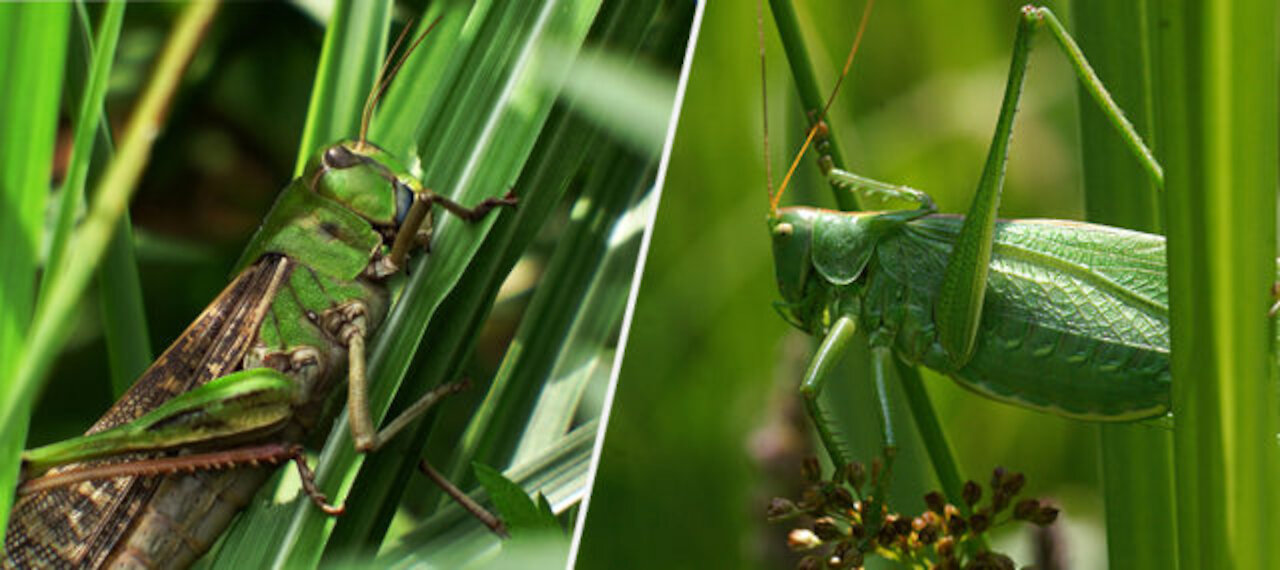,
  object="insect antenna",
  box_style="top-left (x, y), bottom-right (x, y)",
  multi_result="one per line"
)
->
top-left (358, 15), bottom-right (444, 148)
top-left (767, 0), bottom-right (876, 214)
